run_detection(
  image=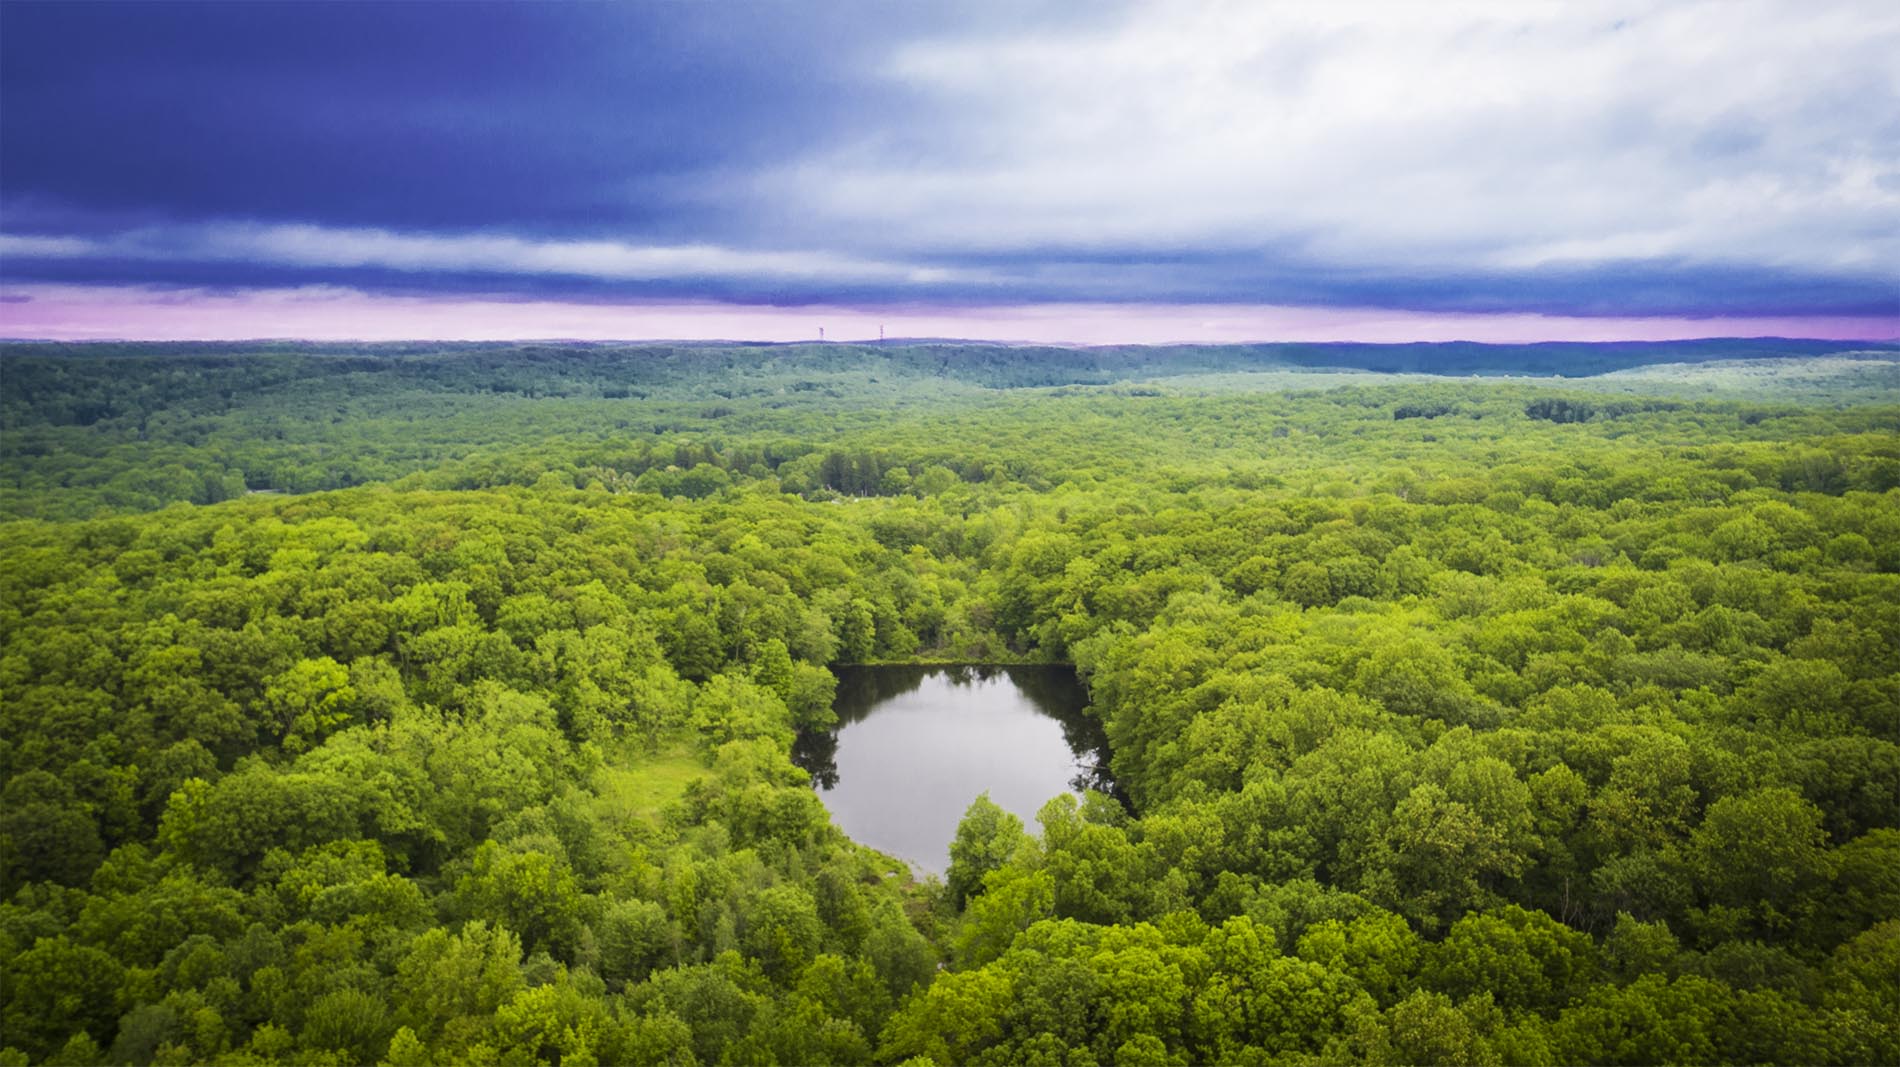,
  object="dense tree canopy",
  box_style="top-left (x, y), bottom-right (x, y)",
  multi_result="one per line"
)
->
top-left (1, 340), bottom-right (1896, 1064)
